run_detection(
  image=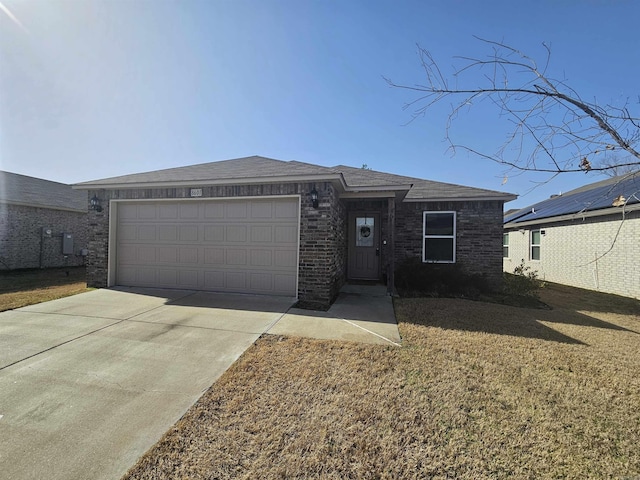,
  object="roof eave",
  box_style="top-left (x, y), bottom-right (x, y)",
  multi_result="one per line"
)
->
top-left (0, 199), bottom-right (86, 213)
top-left (404, 194), bottom-right (517, 203)
top-left (343, 183), bottom-right (413, 193)
top-left (73, 173), bottom-right (350, 191)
